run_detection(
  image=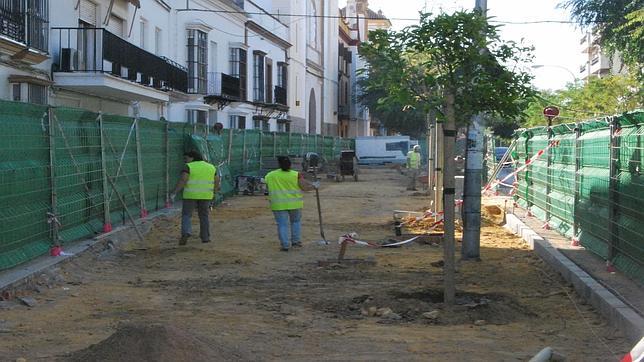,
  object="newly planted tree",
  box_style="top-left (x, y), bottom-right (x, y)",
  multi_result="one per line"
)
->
top-left (359, 11), bottom-right (534, 303)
